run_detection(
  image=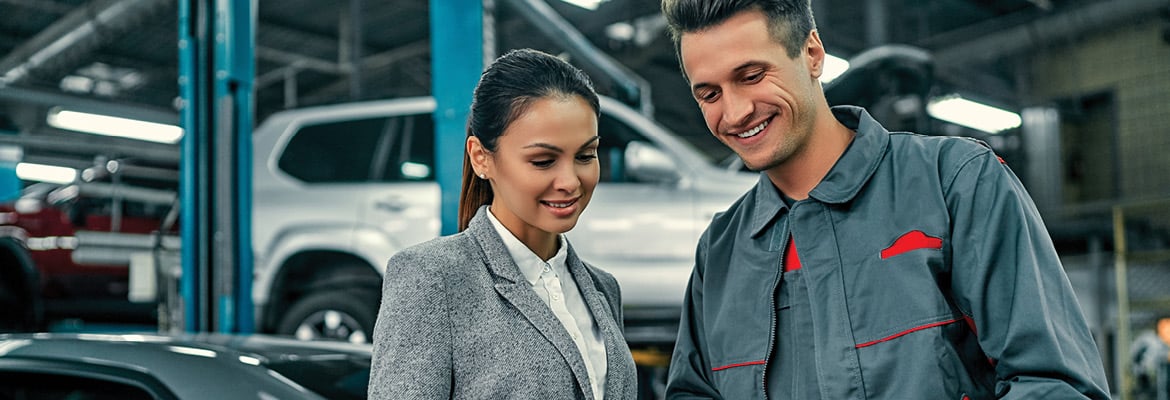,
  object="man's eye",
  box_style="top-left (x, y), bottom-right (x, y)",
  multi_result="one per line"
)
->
top-left (699, 91), bottom-right (720, 103)
top-left (743, 73), bottom-right (763, 83)
top-left (531, 160), bottom-right (554, 168)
